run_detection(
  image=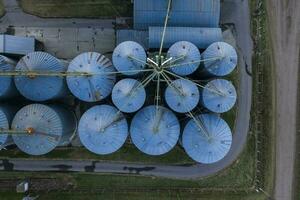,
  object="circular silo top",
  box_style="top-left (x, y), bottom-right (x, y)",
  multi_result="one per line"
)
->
top-left (112, 41), bottom-right (147, 75)
top-left (165, 79), bottom-right (200, 113)
top-left (78, 105), bottom-right (128, 155)
top-left (202, 79), bottom-right (237, 113)
top-left (11, 104), bottom-right (63, 156)
top-left (67, 52), bottom-right (116, 102)
top-left (182, 114), bottom-right (232, 164)
top-left (130, 105), bottom-right (180, 156)
top-left (0, 107), bottom-right (10, 146)
top-left (0, 55), bottom-right (17, 99)
top-left (166, 41), bottom-right (201, 76)
top-left (14, 52), bottom-right (66, 101)
top-left (112, 79), bottom-right (146, 113)
top-left (202, 42), bottom-right (238, 76)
